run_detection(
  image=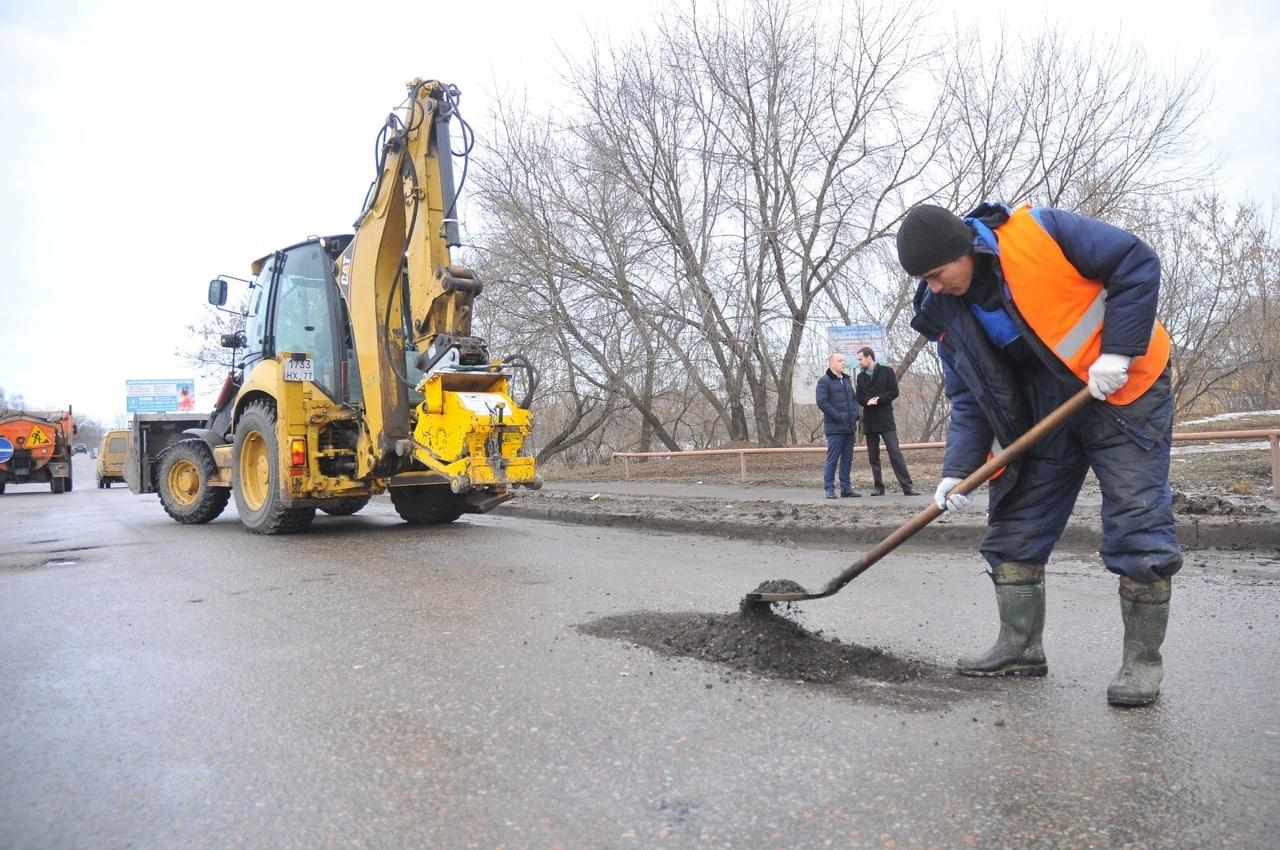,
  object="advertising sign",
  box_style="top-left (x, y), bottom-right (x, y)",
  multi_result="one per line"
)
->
top-left (827, 323), bottom-right (887, 360)
top-left (126, 379), bottom-right (197, 413)
top-left (792, 361), bottom-right (827, 405)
